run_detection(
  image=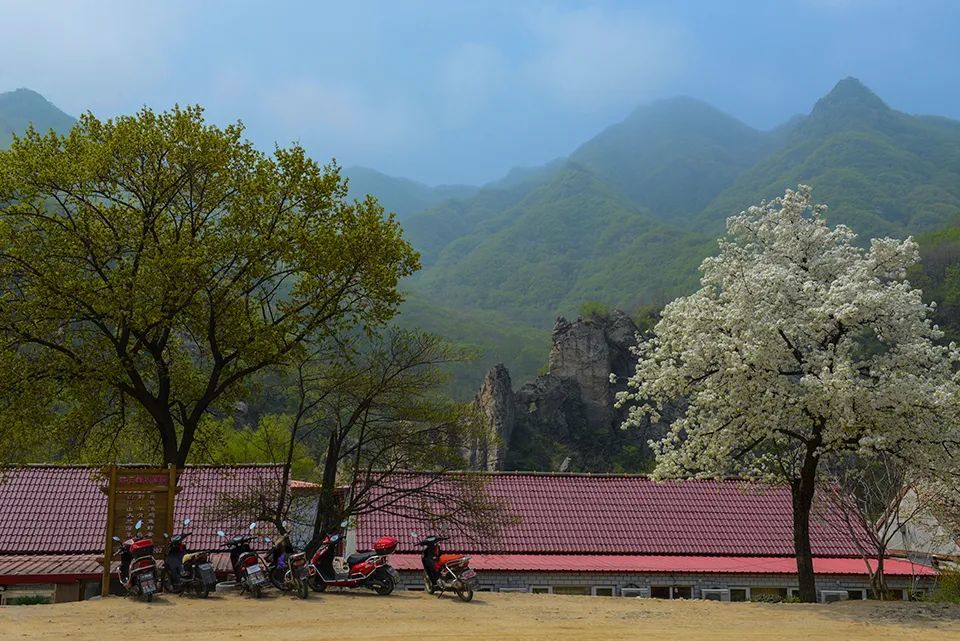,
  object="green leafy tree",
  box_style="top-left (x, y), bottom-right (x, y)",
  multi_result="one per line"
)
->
top-left (0, 106), bottom-right (418, 466)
